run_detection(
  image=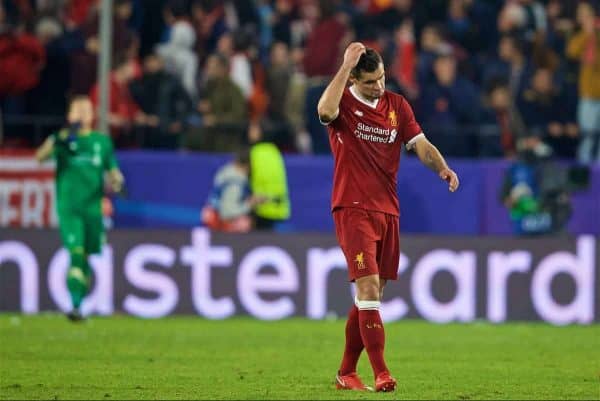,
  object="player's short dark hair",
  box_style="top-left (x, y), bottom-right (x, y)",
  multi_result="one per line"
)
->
top-left (351, 48), bottom-right (383, 80)
top-left (234, 147), bottom-right (251, 167)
